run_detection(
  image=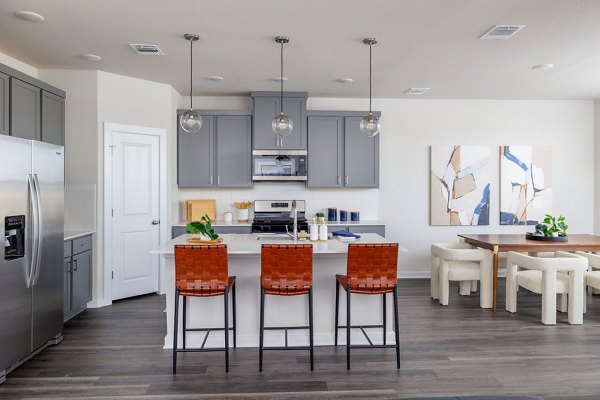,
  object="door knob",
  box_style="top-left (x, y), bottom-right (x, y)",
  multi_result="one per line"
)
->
top-left (151, 220), bottom-right (160, 225)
